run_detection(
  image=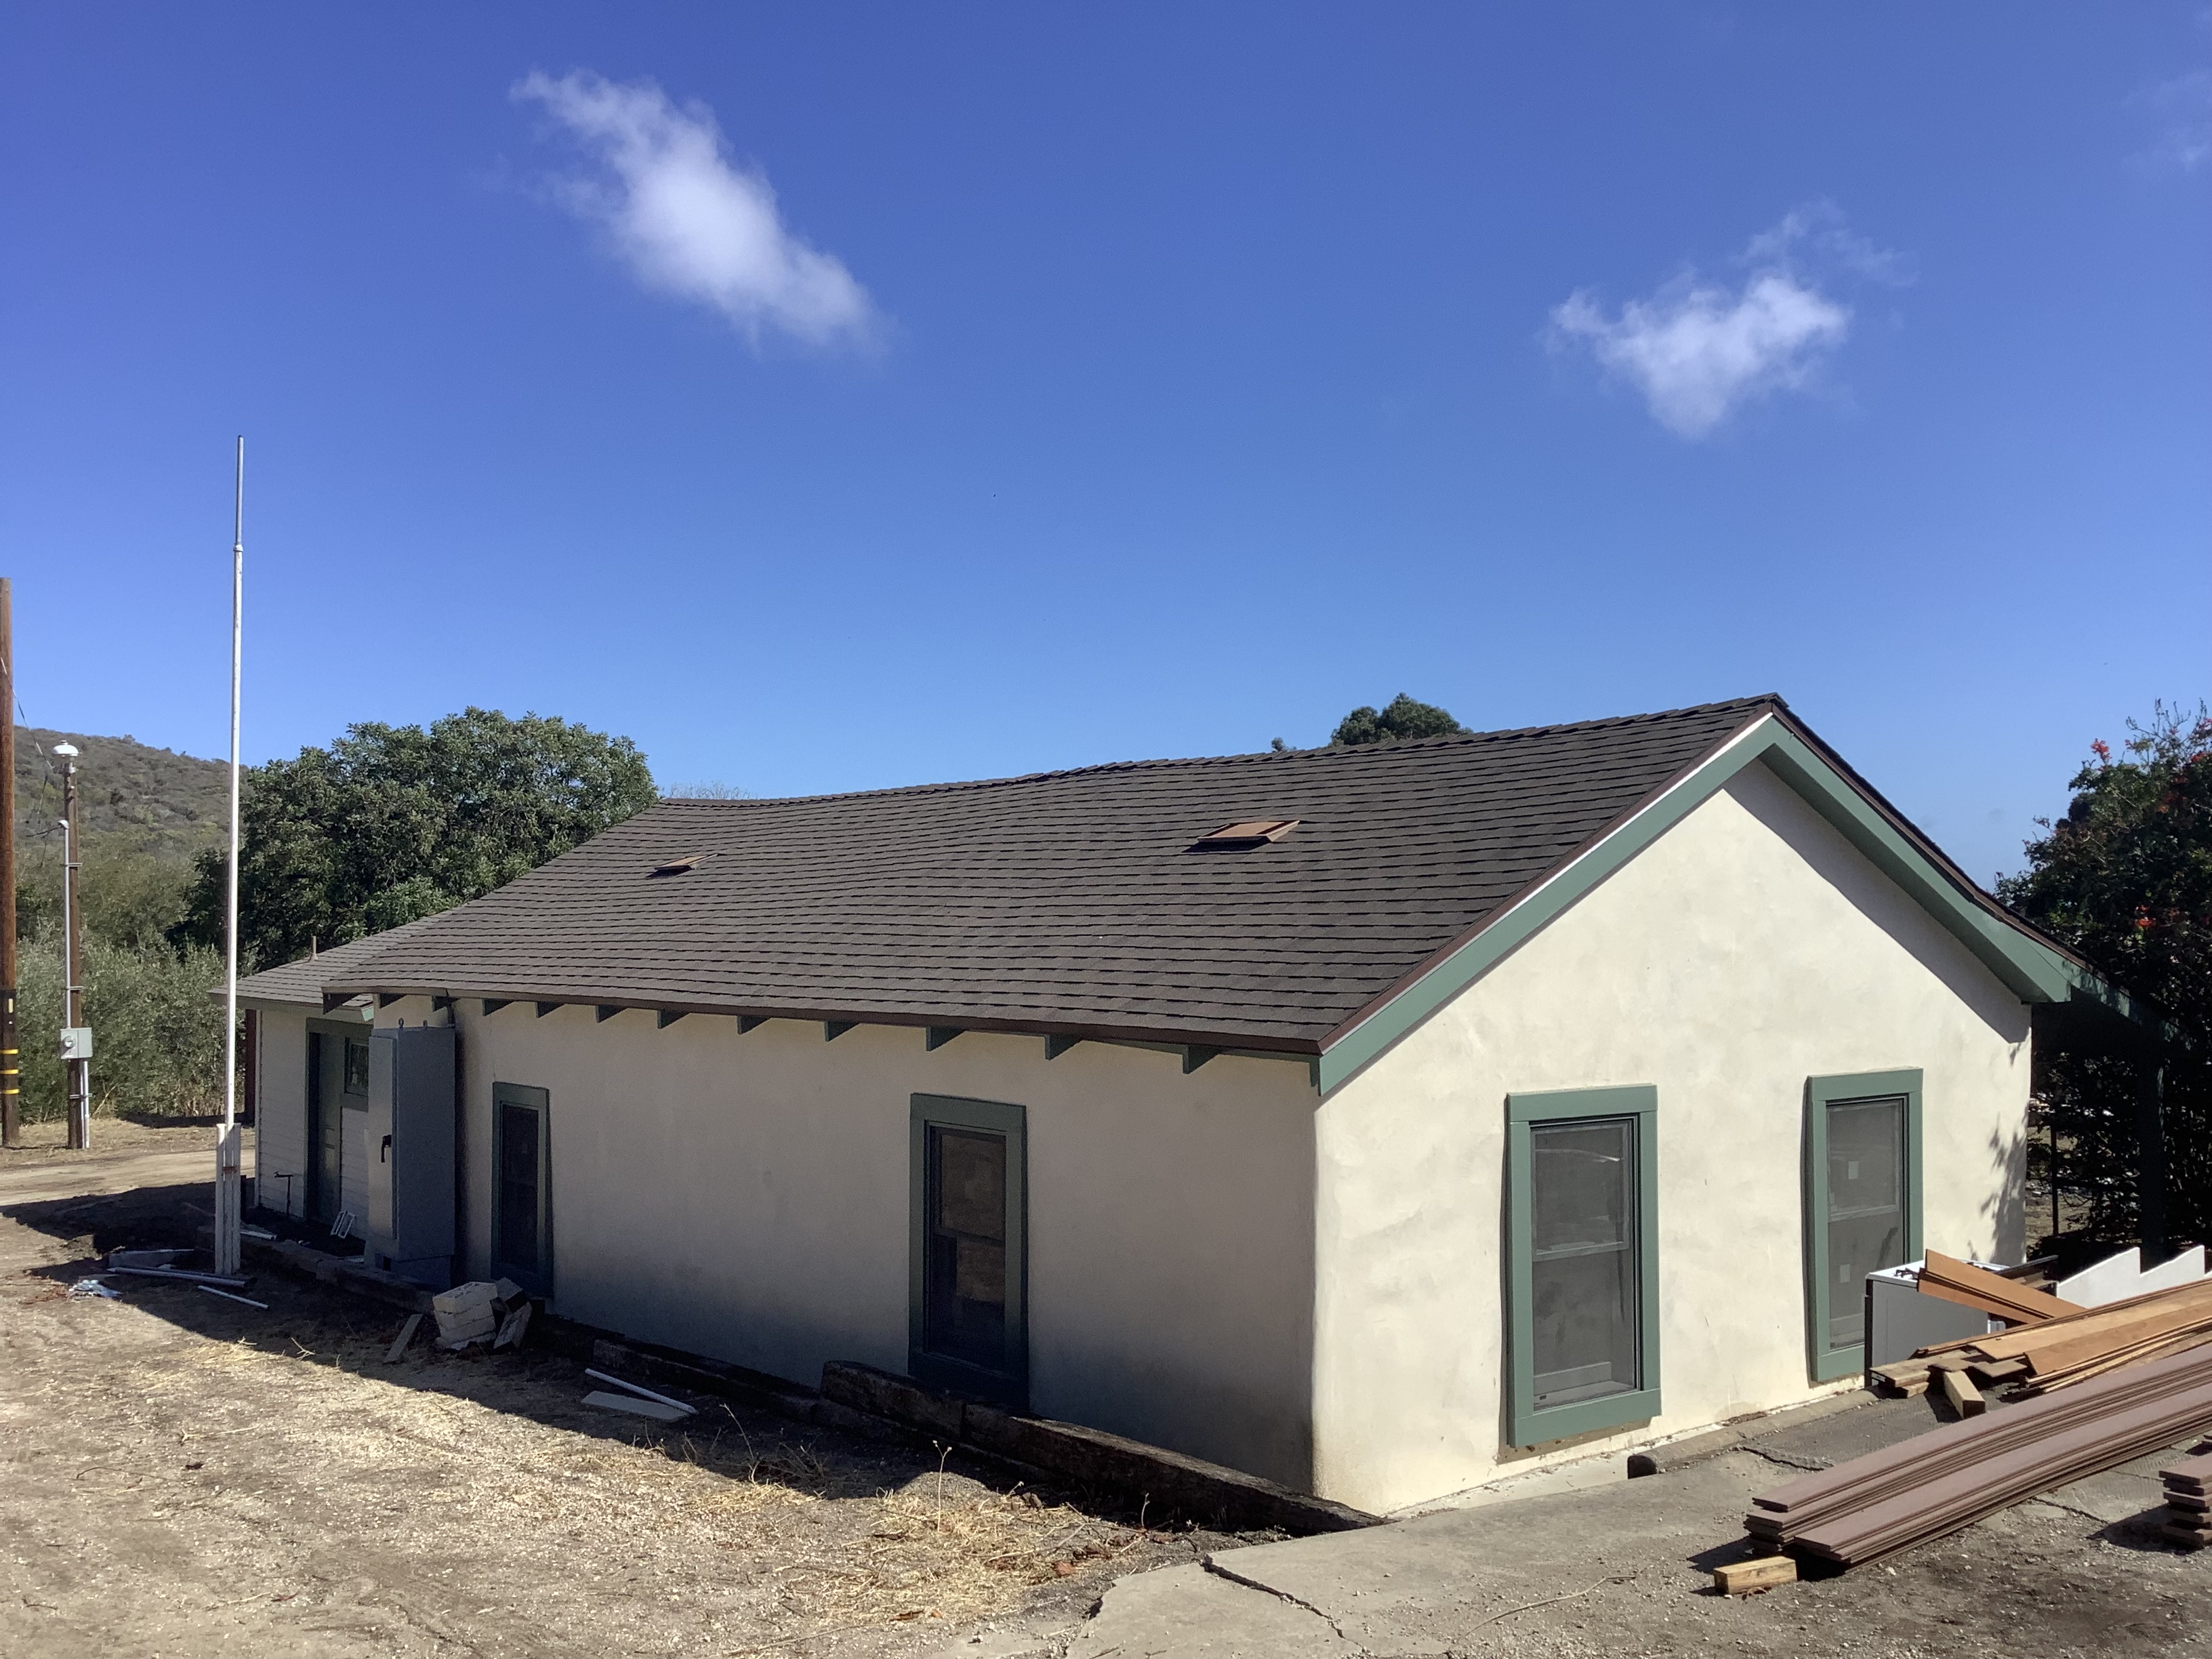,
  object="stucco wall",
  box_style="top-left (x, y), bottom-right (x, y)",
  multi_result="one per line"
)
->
top-left (1311, 759), bottom-right (2033, 1515)
top-left (386, 1004), bottom-right (1321, 1487)
top-left (247, 1006), bottom-right (309, 1218)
